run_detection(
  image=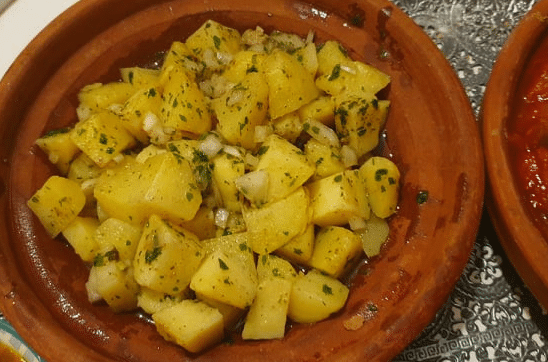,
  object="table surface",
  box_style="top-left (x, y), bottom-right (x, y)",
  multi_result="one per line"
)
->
top-left (1, 0), bottom-right (547, 361)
